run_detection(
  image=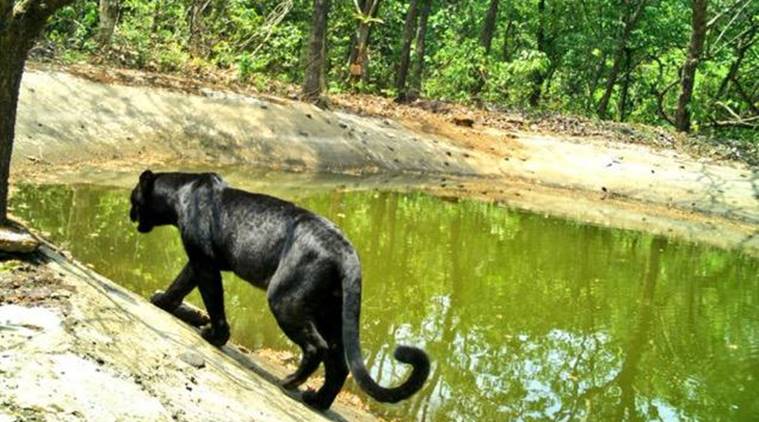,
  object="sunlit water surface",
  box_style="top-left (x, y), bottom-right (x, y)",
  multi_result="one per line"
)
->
top-left (11, 182), bottom-right (759, 421)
